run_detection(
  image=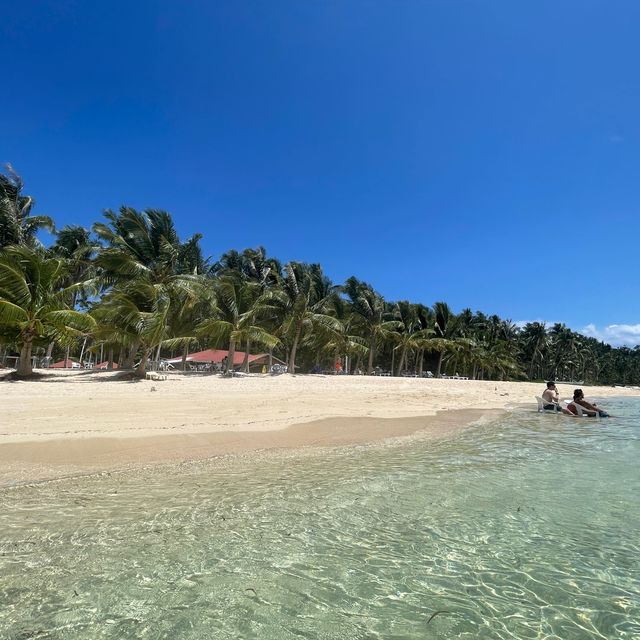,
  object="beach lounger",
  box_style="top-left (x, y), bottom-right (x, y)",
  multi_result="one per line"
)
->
top-left (146, 371), bottom-right (167, 381)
